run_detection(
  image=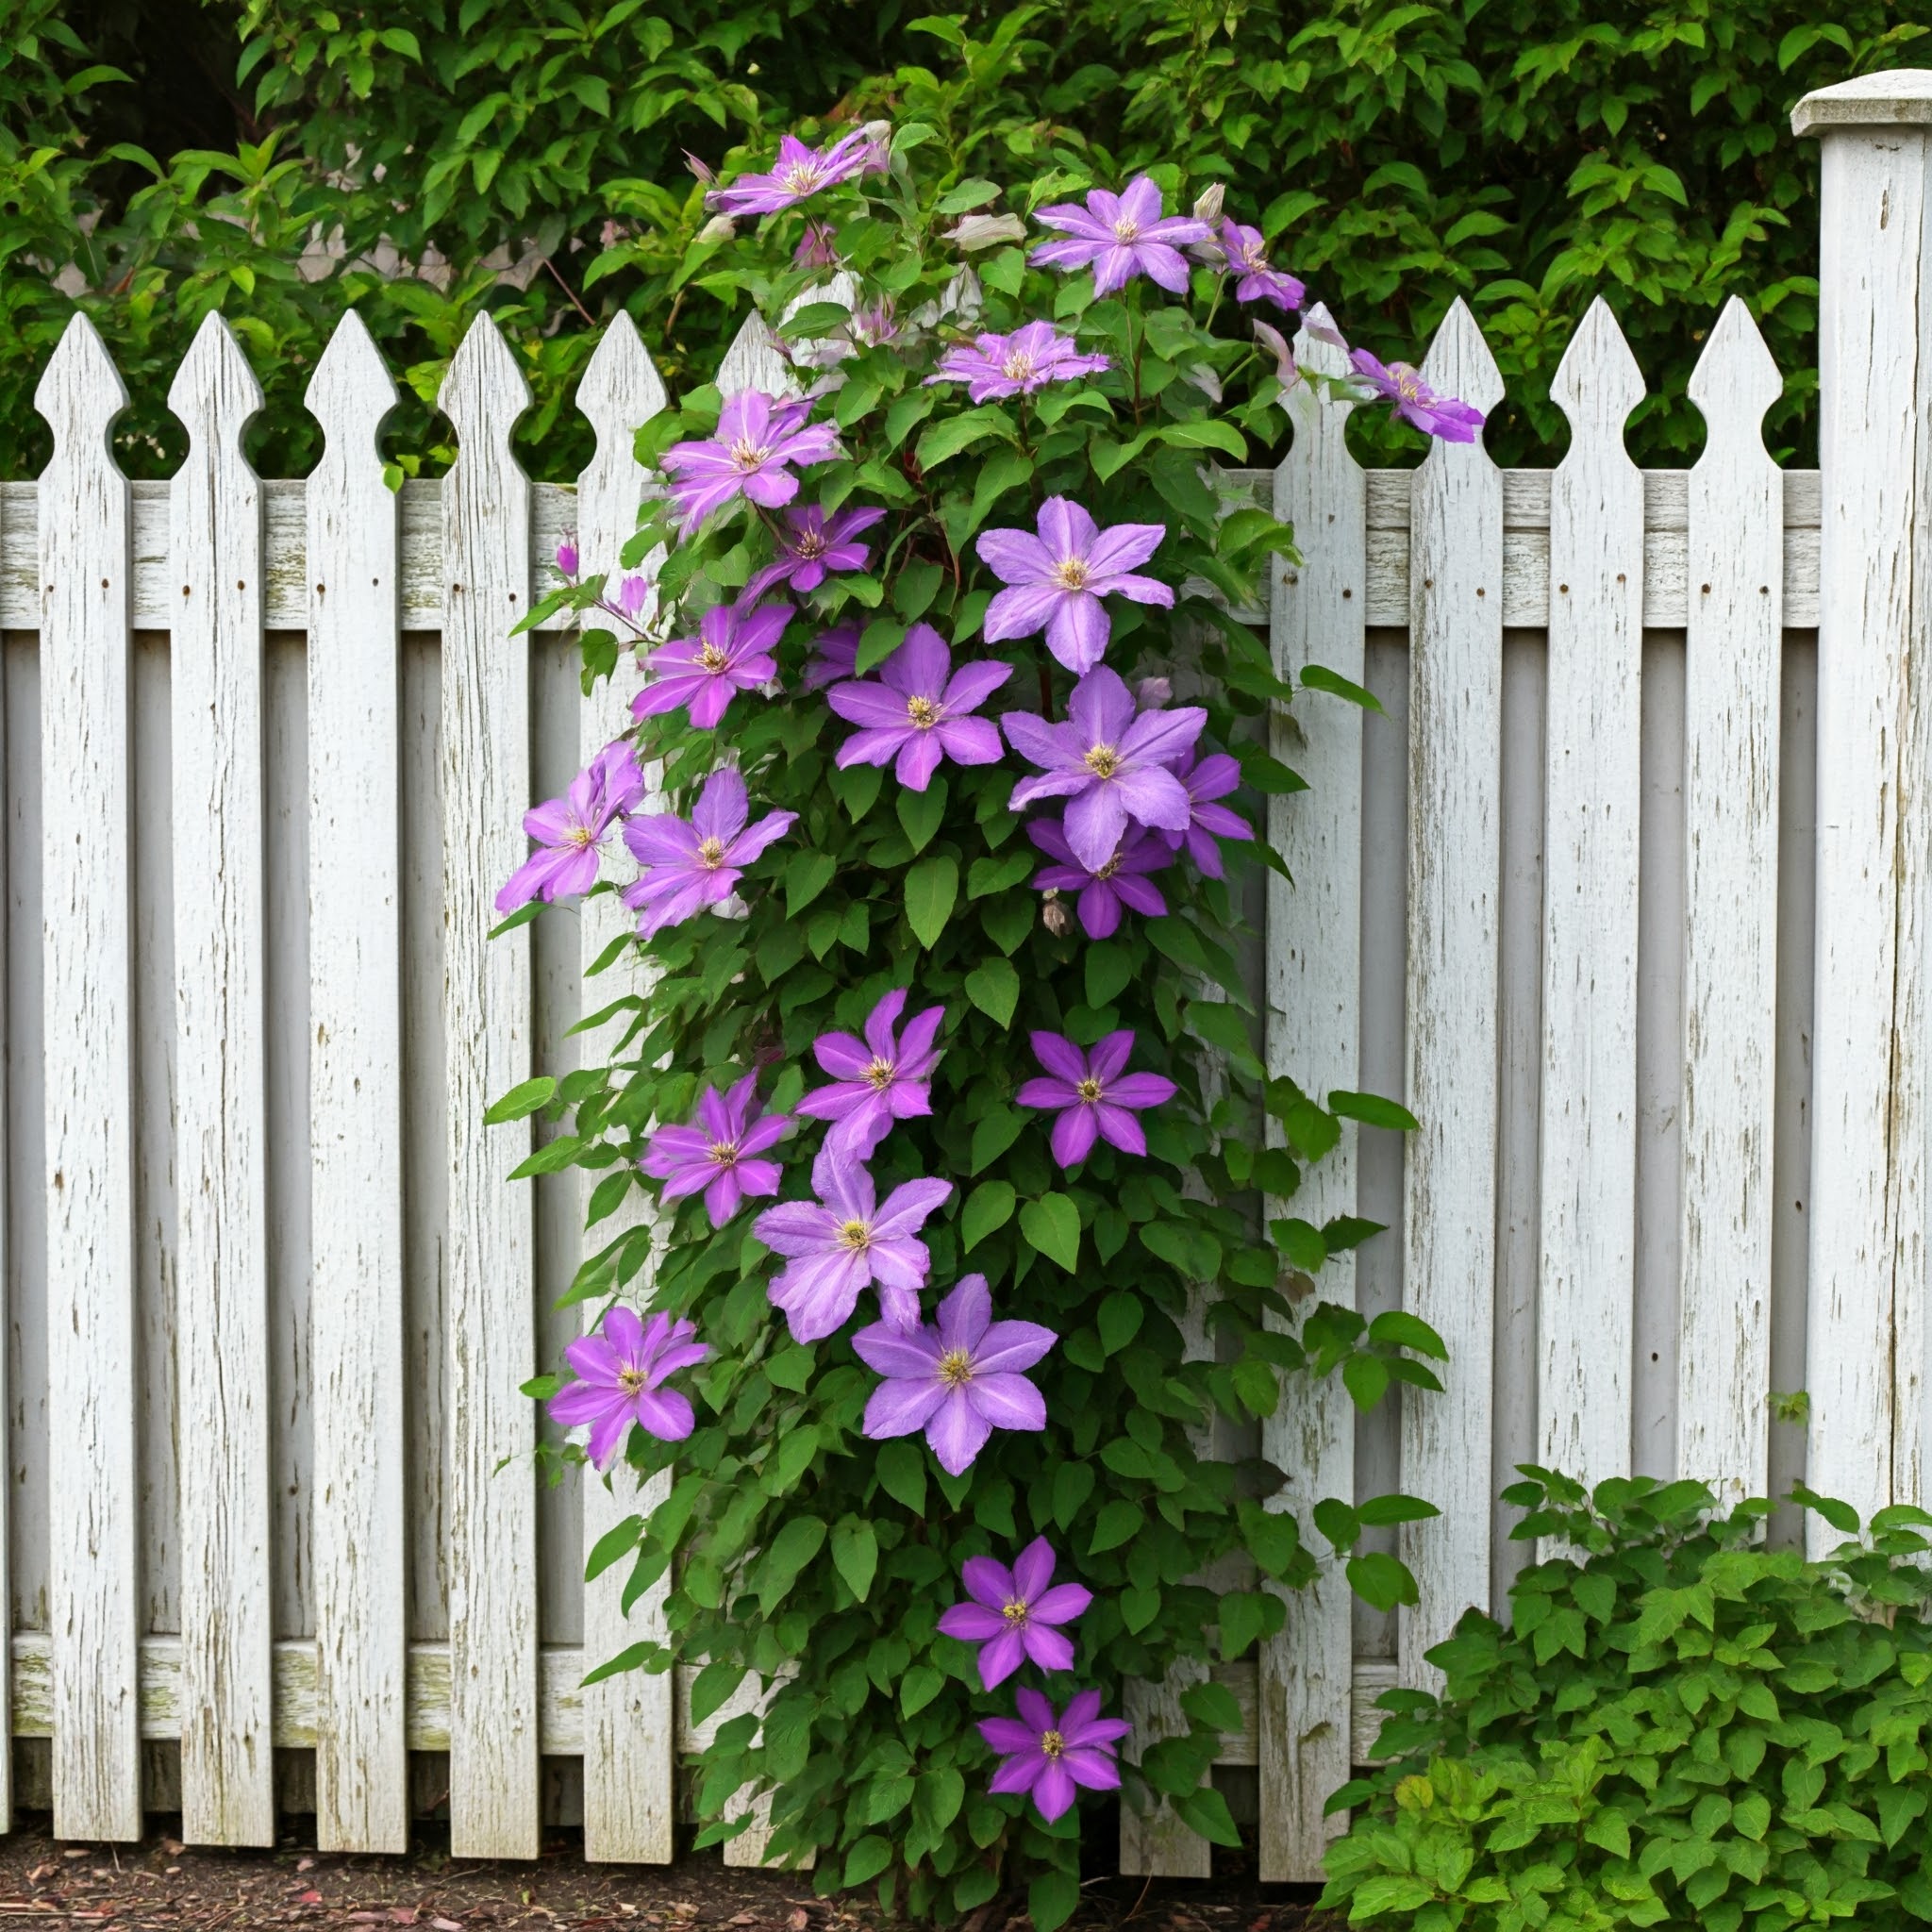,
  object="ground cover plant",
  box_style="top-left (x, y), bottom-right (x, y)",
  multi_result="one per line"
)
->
top-left (496, 98), bottom-right (1474, 1923)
